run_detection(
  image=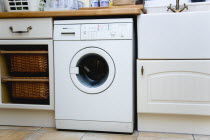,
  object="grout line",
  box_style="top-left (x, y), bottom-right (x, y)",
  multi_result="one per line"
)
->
top-left (80, 132), bottom-right (87, 140)
top-left (0, 128), bottom-right (40, 131)
top-left (24, 127), bottom-right (42, 140)
top-left (0, 126), bottom-right (41, 131)
top-left (135, 135), bottom-right (196, 140)
top-left (136, 131), bottom-right (140, 140)
top-left (137, 131), bottom-right (196, 139)
top-left (192, 134), bottom-right (196, 140)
